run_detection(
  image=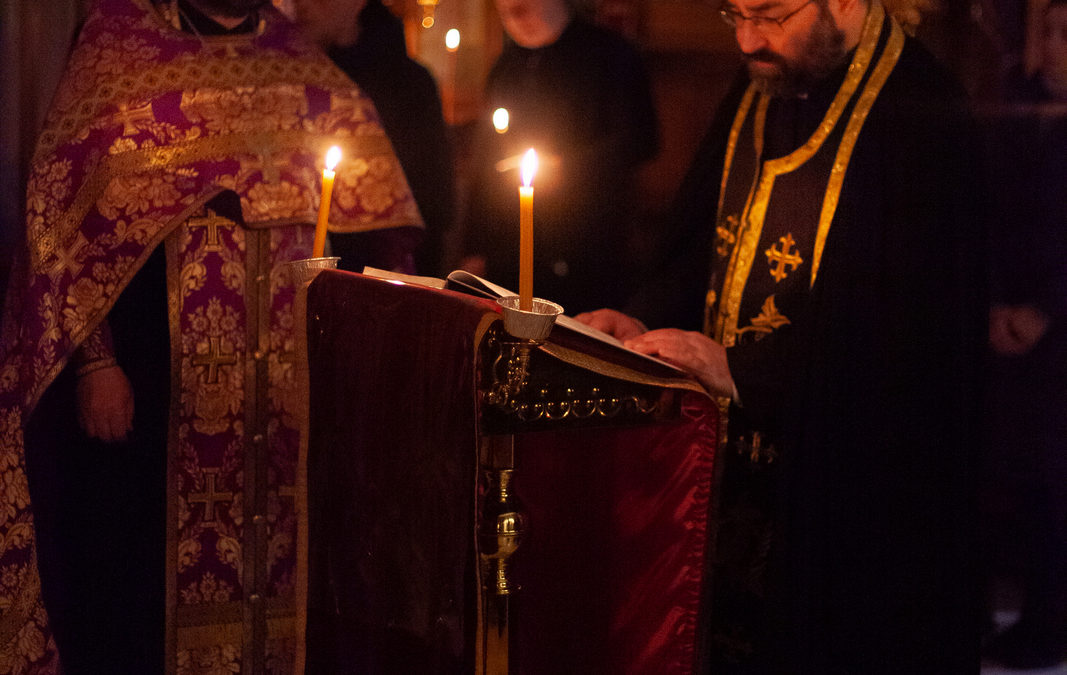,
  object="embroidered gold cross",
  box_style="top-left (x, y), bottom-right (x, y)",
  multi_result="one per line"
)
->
top-left (735, 431), bottom-right (779, 464)
top-left (716, 214), bottom-right (740, 258)
top-left (188, 468), bottom-right (234, 524)
top-left (188, 210), bottom-right (234, 253)
top-left (248, 136), bottom-right (286, 184)
top-left (49, 233), bottom-right (90, 280)
top-left (278, 349), bottom-right (301, 366)
top-left (765, 233), bottom-right (803, 283)
top-left (112, 101), bottom-right (155, 136)
top-left (193, 336), bottom-right (237, 384)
